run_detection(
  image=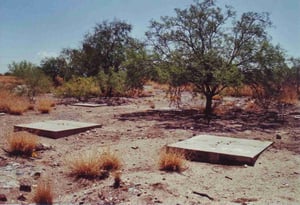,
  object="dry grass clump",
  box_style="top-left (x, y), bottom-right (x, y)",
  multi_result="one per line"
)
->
top-left (37, 99), bottom-right (55, 114)
top-left (6, 131), bottom-right (38, 157)
top-left (99, 150), bottom-right (122, 171)
top-left (0, 90), bottom-right (30, 115)
top-left (223, 86), bottom-right (253, 97)
top-left (68, 150), bottom-right (102, 179)
top-left (279, 86), bottom-right (298, 104)
top-left (8, 99), bottom-right (30, 115)
top-left (32, 179), bottom-right (53, 205)
top-left (68, 149), bottom-right (121, 179)
top-left (159, 150), bottom-right (186, 173)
